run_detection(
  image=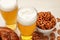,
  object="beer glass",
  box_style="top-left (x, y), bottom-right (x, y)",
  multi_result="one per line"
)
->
top-left (0, 0), bottom-right (18, 30)
top-left (17, 7), bottom-right (37, 40)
